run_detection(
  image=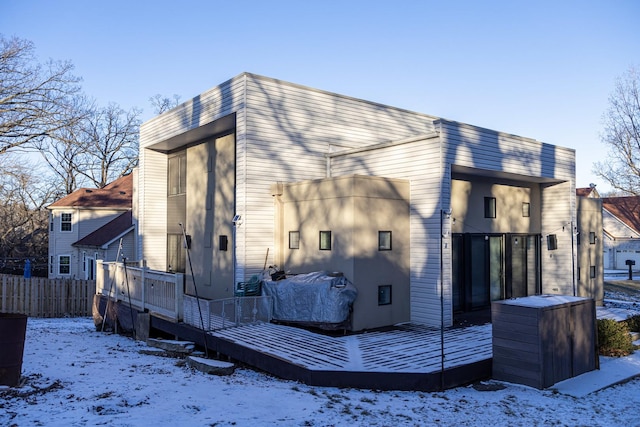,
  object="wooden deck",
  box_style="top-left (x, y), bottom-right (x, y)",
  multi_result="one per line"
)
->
top-left (212, 322), bottom-right (493, 373)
